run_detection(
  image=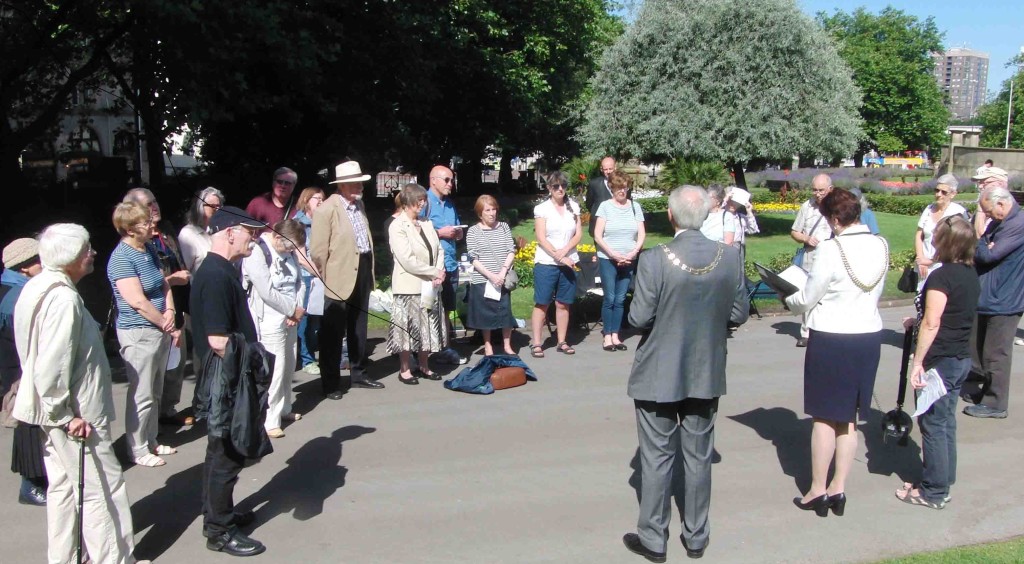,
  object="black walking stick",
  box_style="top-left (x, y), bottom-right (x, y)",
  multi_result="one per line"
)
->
top-left (77, 437), bottom-right (85, 564)
top-left (882, 329), bottom-right (914, 446)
